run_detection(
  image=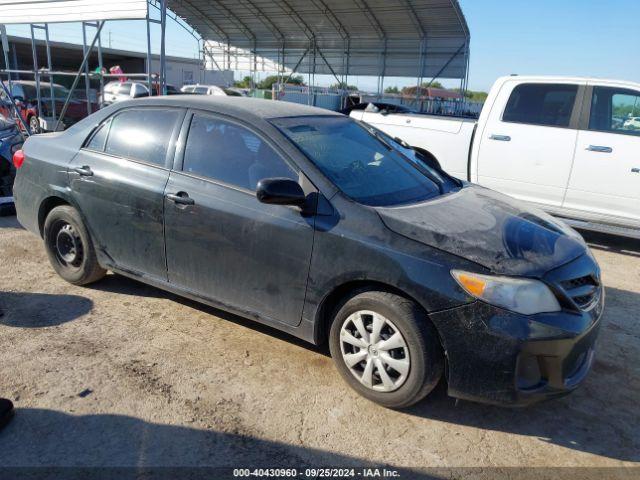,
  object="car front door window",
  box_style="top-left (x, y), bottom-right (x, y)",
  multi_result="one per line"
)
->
top-left (589, 87), bottom-right (640, 137)
top-left (182, 114), bottom-right (298, 190)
